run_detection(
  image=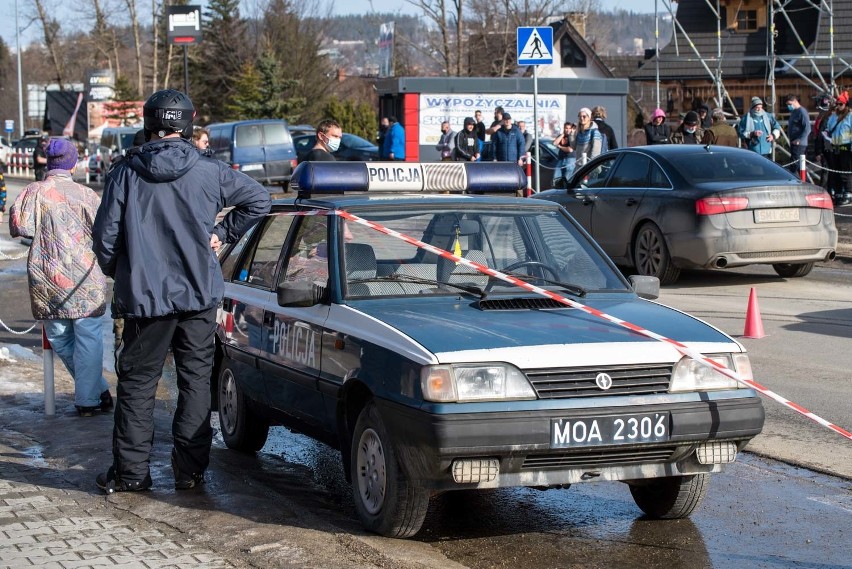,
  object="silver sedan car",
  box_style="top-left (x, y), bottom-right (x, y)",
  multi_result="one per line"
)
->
top-left (534, 145), bottom-right (838, 284)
